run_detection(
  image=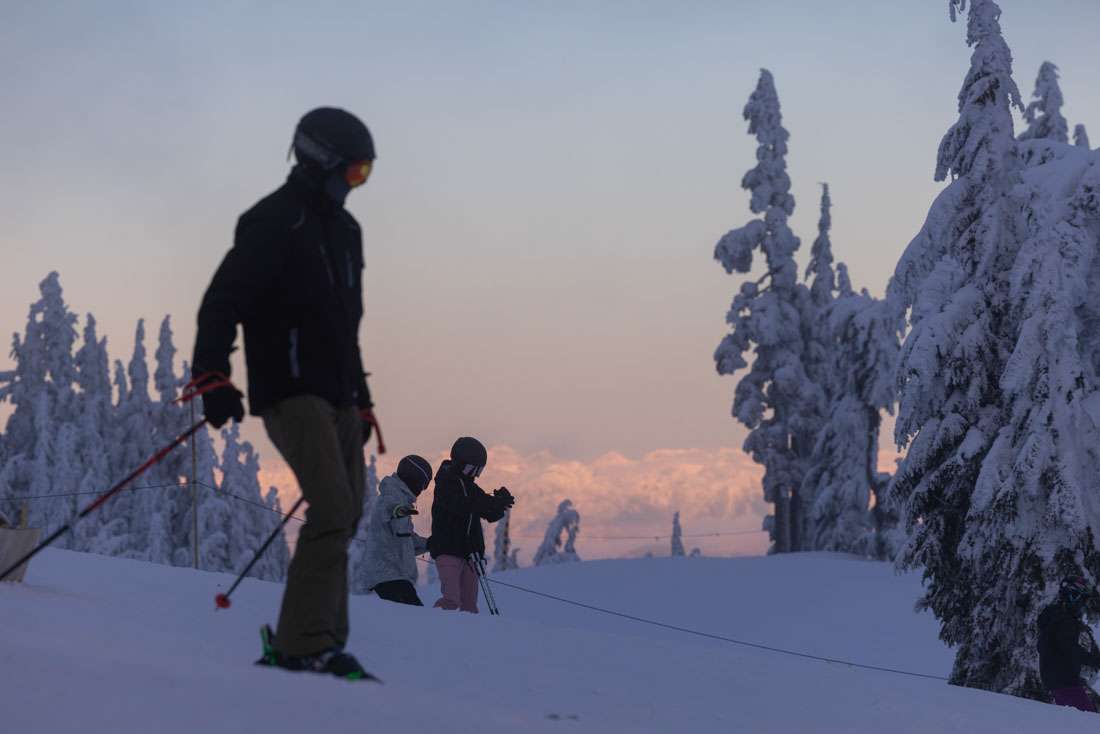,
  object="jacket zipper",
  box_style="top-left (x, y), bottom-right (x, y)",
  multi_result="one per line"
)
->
top-left (289, 328), bottom-right (300, 378)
